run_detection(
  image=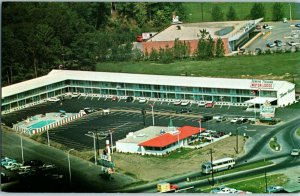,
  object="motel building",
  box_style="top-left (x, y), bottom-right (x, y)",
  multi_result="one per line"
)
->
top-left (116, 125), bottom-right (205, 156)
top-left (1, 69), bottom-right (296, 115)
